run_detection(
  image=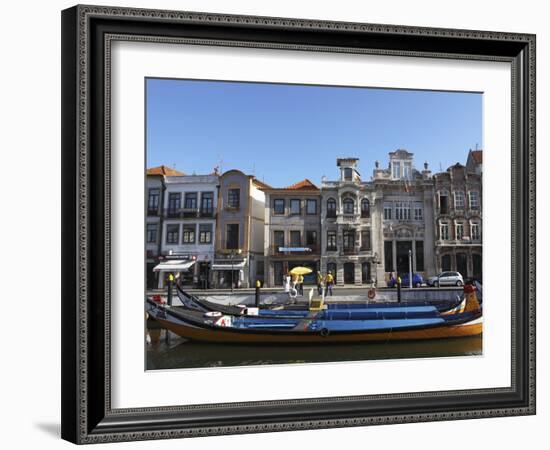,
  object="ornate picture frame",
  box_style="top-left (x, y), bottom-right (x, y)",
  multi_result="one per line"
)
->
top-left (61, 5), bottom-right (535, 444)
